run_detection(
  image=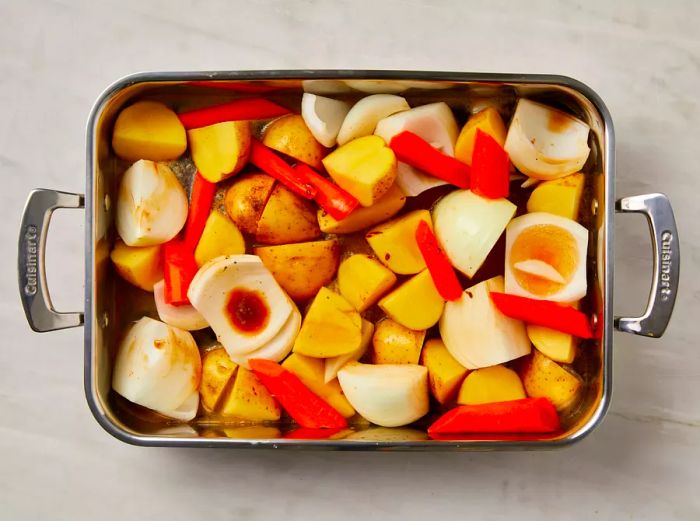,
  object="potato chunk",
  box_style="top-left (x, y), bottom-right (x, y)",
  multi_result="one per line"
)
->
top-left (255, 240), bottom-right (340, 301)
top-left (420, 339), bottom-right (468, 404)
top-left (110, 240), bottom-right (162, 291)
top-left (370, 319), bottom-right (425, 365)
top-left (323, 135), bottom-right (397, 206)
top-left (338, 254), bottom-right (396, 312)
top-left (112, 101), bottom-right (186, 161)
